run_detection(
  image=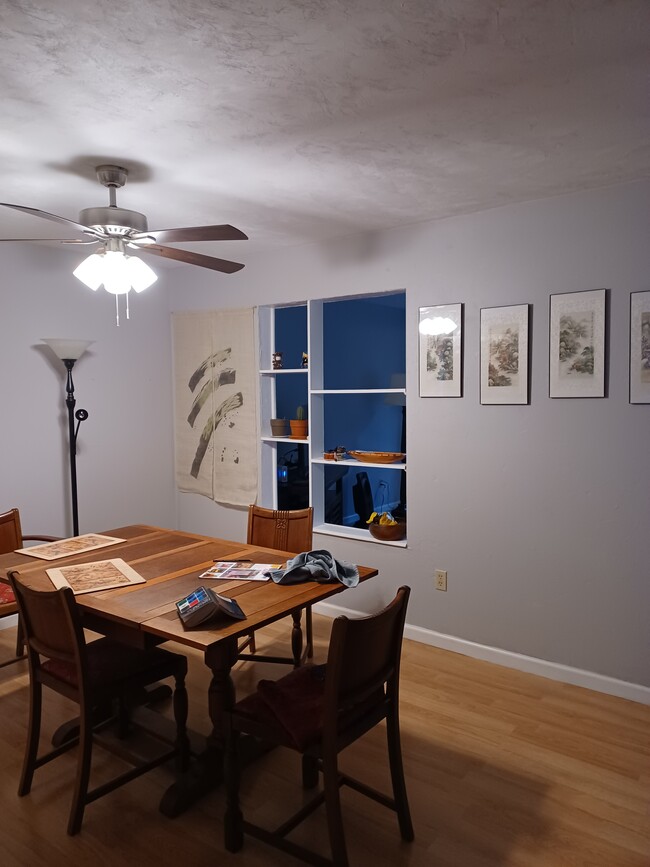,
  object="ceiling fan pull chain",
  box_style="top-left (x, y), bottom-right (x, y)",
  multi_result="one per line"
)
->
top-left (126, 290), bottom-right (130, 320)
top-left (115, 294), bottom-right (120, 327)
